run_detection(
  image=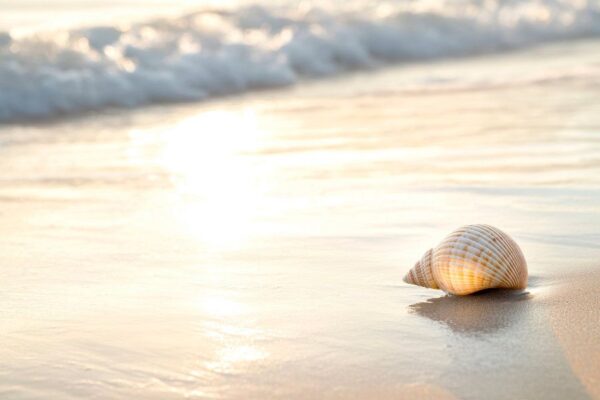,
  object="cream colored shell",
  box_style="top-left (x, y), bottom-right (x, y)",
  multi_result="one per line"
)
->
top-left (403, 224), bottom-right (527, 295)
